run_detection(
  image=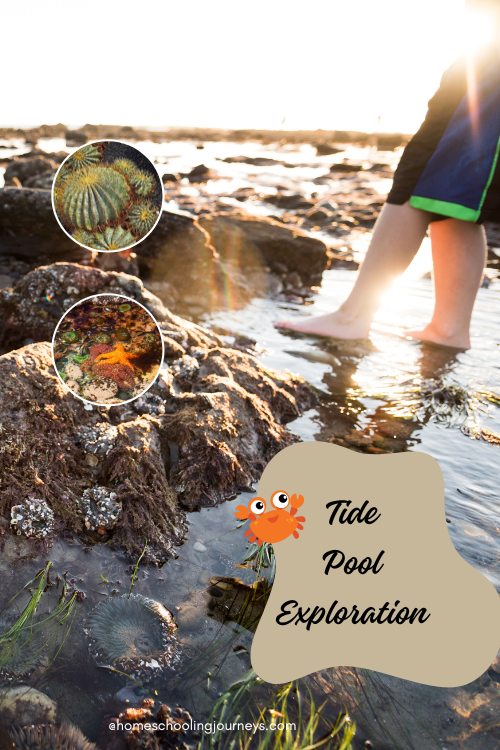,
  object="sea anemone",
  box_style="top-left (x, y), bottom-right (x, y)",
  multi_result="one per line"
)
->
top-left (61, 167), bottom-right (130, 230)
top-left (92, 226), bottom-right (136, 250)
top-left (128, 201), bottom-right (159, 235)
top-left (68, 144), bottom-right (101, 171)
top-left (93, 333), bottom-right (111, 344)
top-left (129, 169), bottom-right (155, 196)
top-left (61, 331), bottom-right (79, 344)
top-left (85, 595), bottom-right (180, 679)
top-left (82, 377), bottom-right (119, 403)
top-left (76, 487), bottom-right (122, 532)
top-left (0, 616), bottom-right (43, 682)
top-left (115, 327), bottom-right (130, 341)
top-left (9, 724), bottom-right (98, 750)
top-left (10, 498), bottom-right (54, 539)
top-left (113, 158), bottom-right (137, 177)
